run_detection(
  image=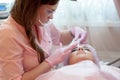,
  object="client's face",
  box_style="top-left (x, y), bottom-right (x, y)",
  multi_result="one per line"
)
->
top-left (69, 45), bottom-right (94, 65)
